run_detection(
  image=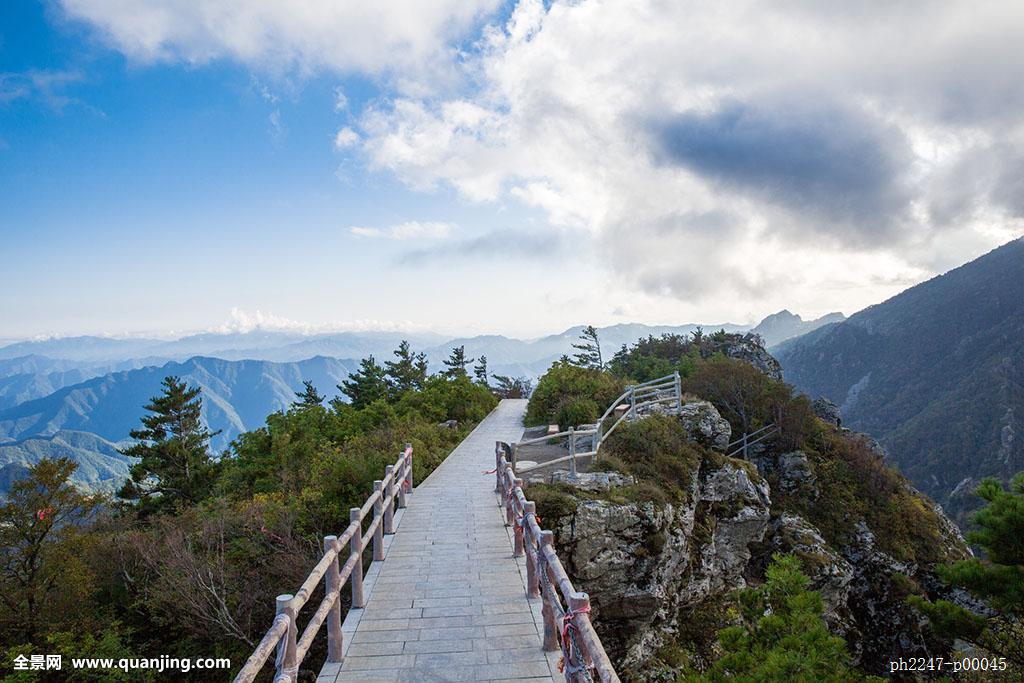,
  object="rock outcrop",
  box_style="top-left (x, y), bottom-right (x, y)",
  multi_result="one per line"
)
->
top-left (676, 401), bottom-right (731, 451)
top-left (549, 458), bottom-right (771, 672)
